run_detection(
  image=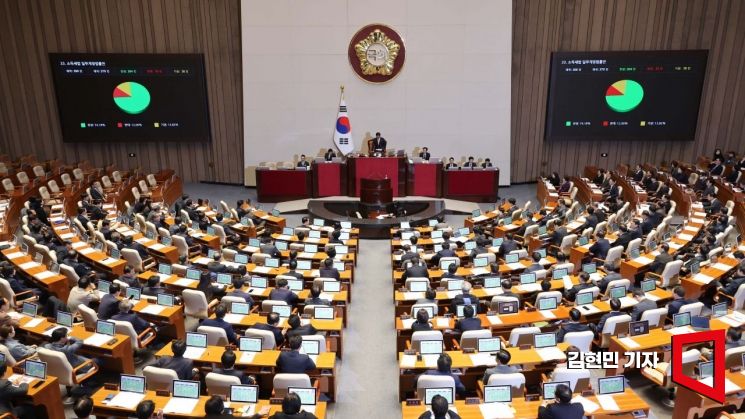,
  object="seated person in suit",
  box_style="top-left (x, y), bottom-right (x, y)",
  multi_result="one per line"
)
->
top-left (551, 219), bottom-right (568, 247)
top-left (450, 281), bottom-right (478, 315)
top-left (558, 176), bottom-right (572, 193)
top-left (276, 335), bottom-right (316, 374)
top-left (200, 303), bottom-right (238, 344)
top-left (134, 399), bottom-right (159, 419)
top-left (463, 156), bottom-right (477, 168)
top-left (482, 349), bottom-right (520, 384)
top-left (630, 288), bottom-right (657, 321)
top-left (122, 235), bottom-right (150, 260)
top-left (284, 260), bottom-right (305, 280)
top-left (498, 233), bottom-right (519, 256)
top-left (419, 353), bottom-right (466, 396)
top-left (419, 147), bottom-right (431, 161)
top-left (445, 157), bottom-right (459, 170)
top-left (649, 243), bottom-right (673, 274)
top-left (305, 285), bottom-right (330, 306)
top-left (328, 230), bottom-right (343, 244)
top-left (556, 308), bottom-right (593, 343)
top-left (73, 396), bottom-right (94, 418)
top-left (442, 263), bottom-right (463, 281)
top-left (454, 304), bottom-right (481, 333)
top-left (411, 308), bottom-right (433, 332)
top-left (722, 266), bottom-right (745, 296)
top-left (399, 244), bottom-right (419, 267)
top-left (417, 394), bottom-right (461, 419)
top-left (67, 275), bottom-right (100, 314)
top-left (142, 275), bottom-right (167, 297)
top-left (285, 314), bottom-right (317, 339)
top-left (524, 251), bottom-right (544, 273)
top-left (153, 339), bottom-right (195, 380)
top-left (537, 383), bottom-right (584, 419)
top-left (44, 328), bottom-right (96, 373)
top-left (0, 360), bottom-right (34, 418)
top-left (296, 154), bottom-right (310, 168)
top-left (212, 349), bottom-right (256, 385)
top-left (205, 394), bottom-right (270, 418)
top-left (402, 257), bottom-right (429, 280)
top-left (324, 148), bottom-right (336, 161)
top-left (416, 288), bottom-right (438, 305)
top-left (259, 236), bottom-right (280, 259)
top-left (597, 298), bottom-right (624, 334)
top-left (319, 258), bottom-right (340, 280)
top-left (111, 300), bottom-right (152, 334)
top-left (500, 279), bottom-right (520, 305)
top-left (564, 272), bottom-right (592, 303)
top-left (249, 312), bottom-right (284, 347)
top-left (270, 393), bottom-right (318, 419)
top-left (269, 278), bottom-right (299, 306)
top-left (227, 277), bottom-right (255, 306)
top-left (431, 242), bottom-right (456, 266)
top-left (481, 158), bottom-right (493, 168)
top-left (589, 230), bottom-right (611, 261)
top-left (667, 286), bottom-right (693, 316)
top-left (0, 324), bottom-right (36, 361)
top-left (595, 265), bottom-right (621, 295)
